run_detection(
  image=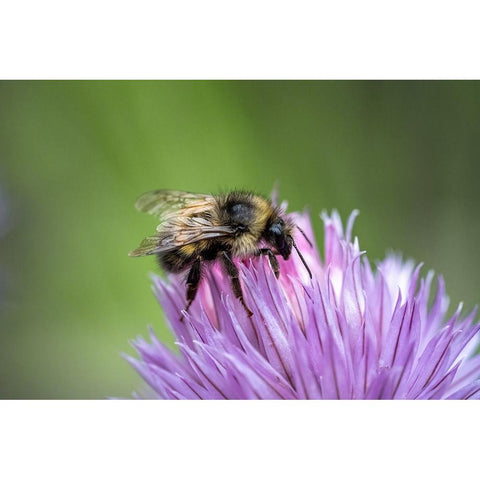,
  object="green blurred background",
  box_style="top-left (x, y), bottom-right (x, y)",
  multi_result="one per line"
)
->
top-left (0, 81), bottom-right (479, 398)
